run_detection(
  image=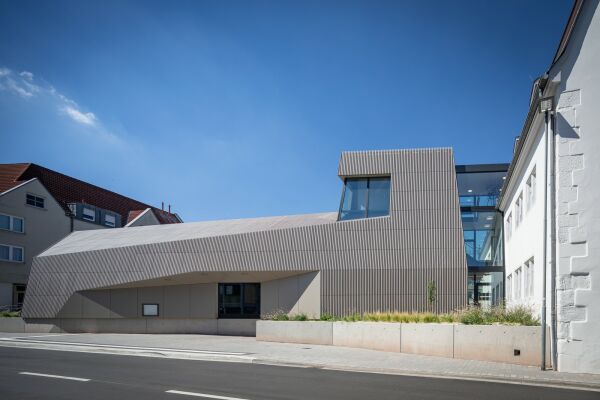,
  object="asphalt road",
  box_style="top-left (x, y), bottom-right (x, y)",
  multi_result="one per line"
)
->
top-left (0, 347), bottom-right (597, 400)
